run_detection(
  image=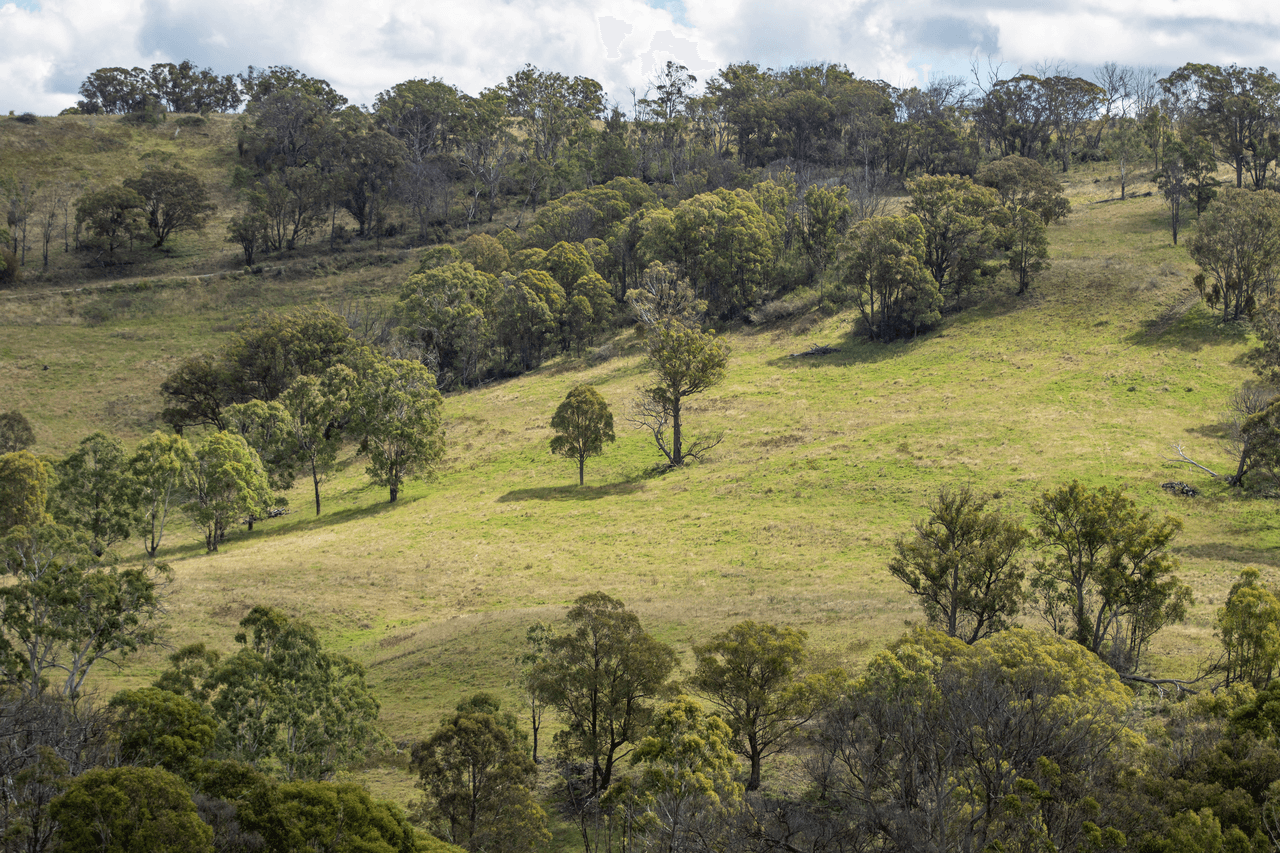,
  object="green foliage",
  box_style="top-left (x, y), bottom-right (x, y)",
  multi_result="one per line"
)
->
top-left (123, 164), bottom-right (216, 247)
top-left (634, 318), bottom-right (729, 467)
top-left (690, 620), bottom-right (844, 790)
top-left (813, 627), bottom-right (1136, 853)
top-left (0, 450), bottom-right (51, 532)
top-left (1216, 568), bottom-right (1280, 687)
top-left (50, 432), bottom-right (141, 556)
top-left (906, 174), bottom-right (1008, 299)
top-left (160, 306), bottom-right (358, 432)
top-left (549, 384), bottom-right (615, 486)
top-left (888, 486), bottom-right (1028, 644)
top-left (1163, 63), bottom-right (1280, 189)
top-left (457, 233), bottom-right (509, 274)
top-left (277, 368), bottom-right (351, 515)
top-left (799, 184), bottom-right (852, 274)
top-left (1159, 131), bottom-right (1220, 245)
top-left (526, 179), bottom-right (653, 247)
top-left (396, 262), bottom-right (498, 388)
top-left (182, 431), bottom-right (272, 552)
top-left (128, 431), bottom-right (195, 557)
top-left (109, 686), bottom-right (217, 776)
top-left (240, 779), bottom-right (416, 853)
top-left (223, 398), bottom-right (297, 492)
top-left (495, 270), bottom-right (562, 372)
top-left (837, 213), bottom-right (941, 341)
top-left (171, 606), bottom-right (383, 781)
top-left (1029, 481), bottom-right (1192, 673)
top-left (75, 186), bottom-right (147, 260)
top-left (1103, 118), bottom-right (1150, 200)
top-left (639, 187), bottom-right (778, 318)
top-left (411, 697), bottom-right (547, 853)
top-left (351, 358), bottom-right (445, 503)
top-left (1004, 204), bottom-right (1051, 295)
top-left (226, 208), bottom-right (268, 265)
top-left (976, 154), bottom-right (1071, 224)
top-left (51, 766), bottom-right (213, 853)
top-left (530, 592), bottom-right (677, 797)
top-left (0, 243), bottom-right (17, 288)
top-left (0, 411), bottom-right (36, 454)
top-left (607, 695), bottom-right (743, 852)
top-left (1189, 188), bottom-right (1280, 322)
top-left (0, 525), bottom-right (169, 696)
